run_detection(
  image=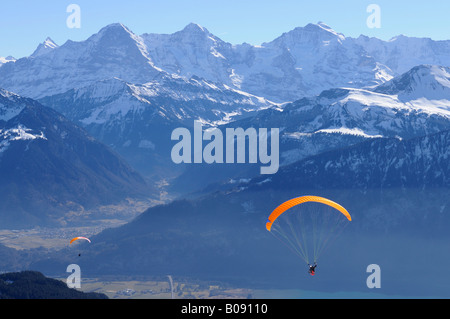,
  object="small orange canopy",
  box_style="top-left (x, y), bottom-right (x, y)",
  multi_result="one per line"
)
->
top-left (69, 237), bottom-right (91, 244)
